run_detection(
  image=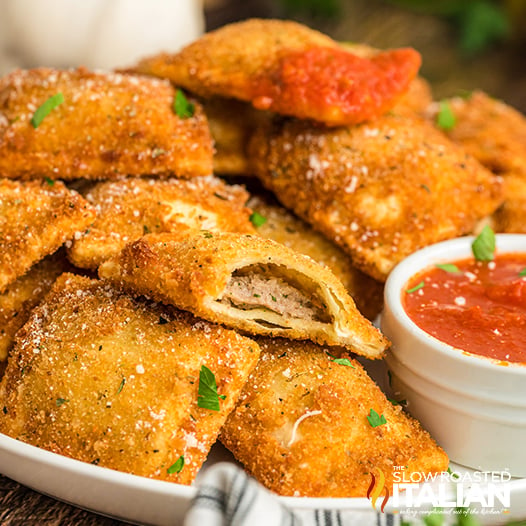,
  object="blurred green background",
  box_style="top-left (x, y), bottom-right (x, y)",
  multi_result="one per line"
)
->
top-left (203, 0), bottom-right (526, 112)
